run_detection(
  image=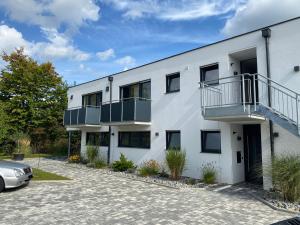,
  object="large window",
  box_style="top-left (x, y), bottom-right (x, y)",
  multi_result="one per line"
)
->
top-left (118, 131), bottom-right (150, 149)
top-left (200, 64), bottom-right (219, 85)
top-left (166, 72), bottom-right (180, 93)
top-left (120, 80), bottom-right (151, 100)
top-left (166, 131), bottom-right (181, 150)
top-left (201, 131), bottom-right (221, 154)
top-left (82, 92), bottom-right (102, 107)
top-left (86, 132), bottom-right (110, 146)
